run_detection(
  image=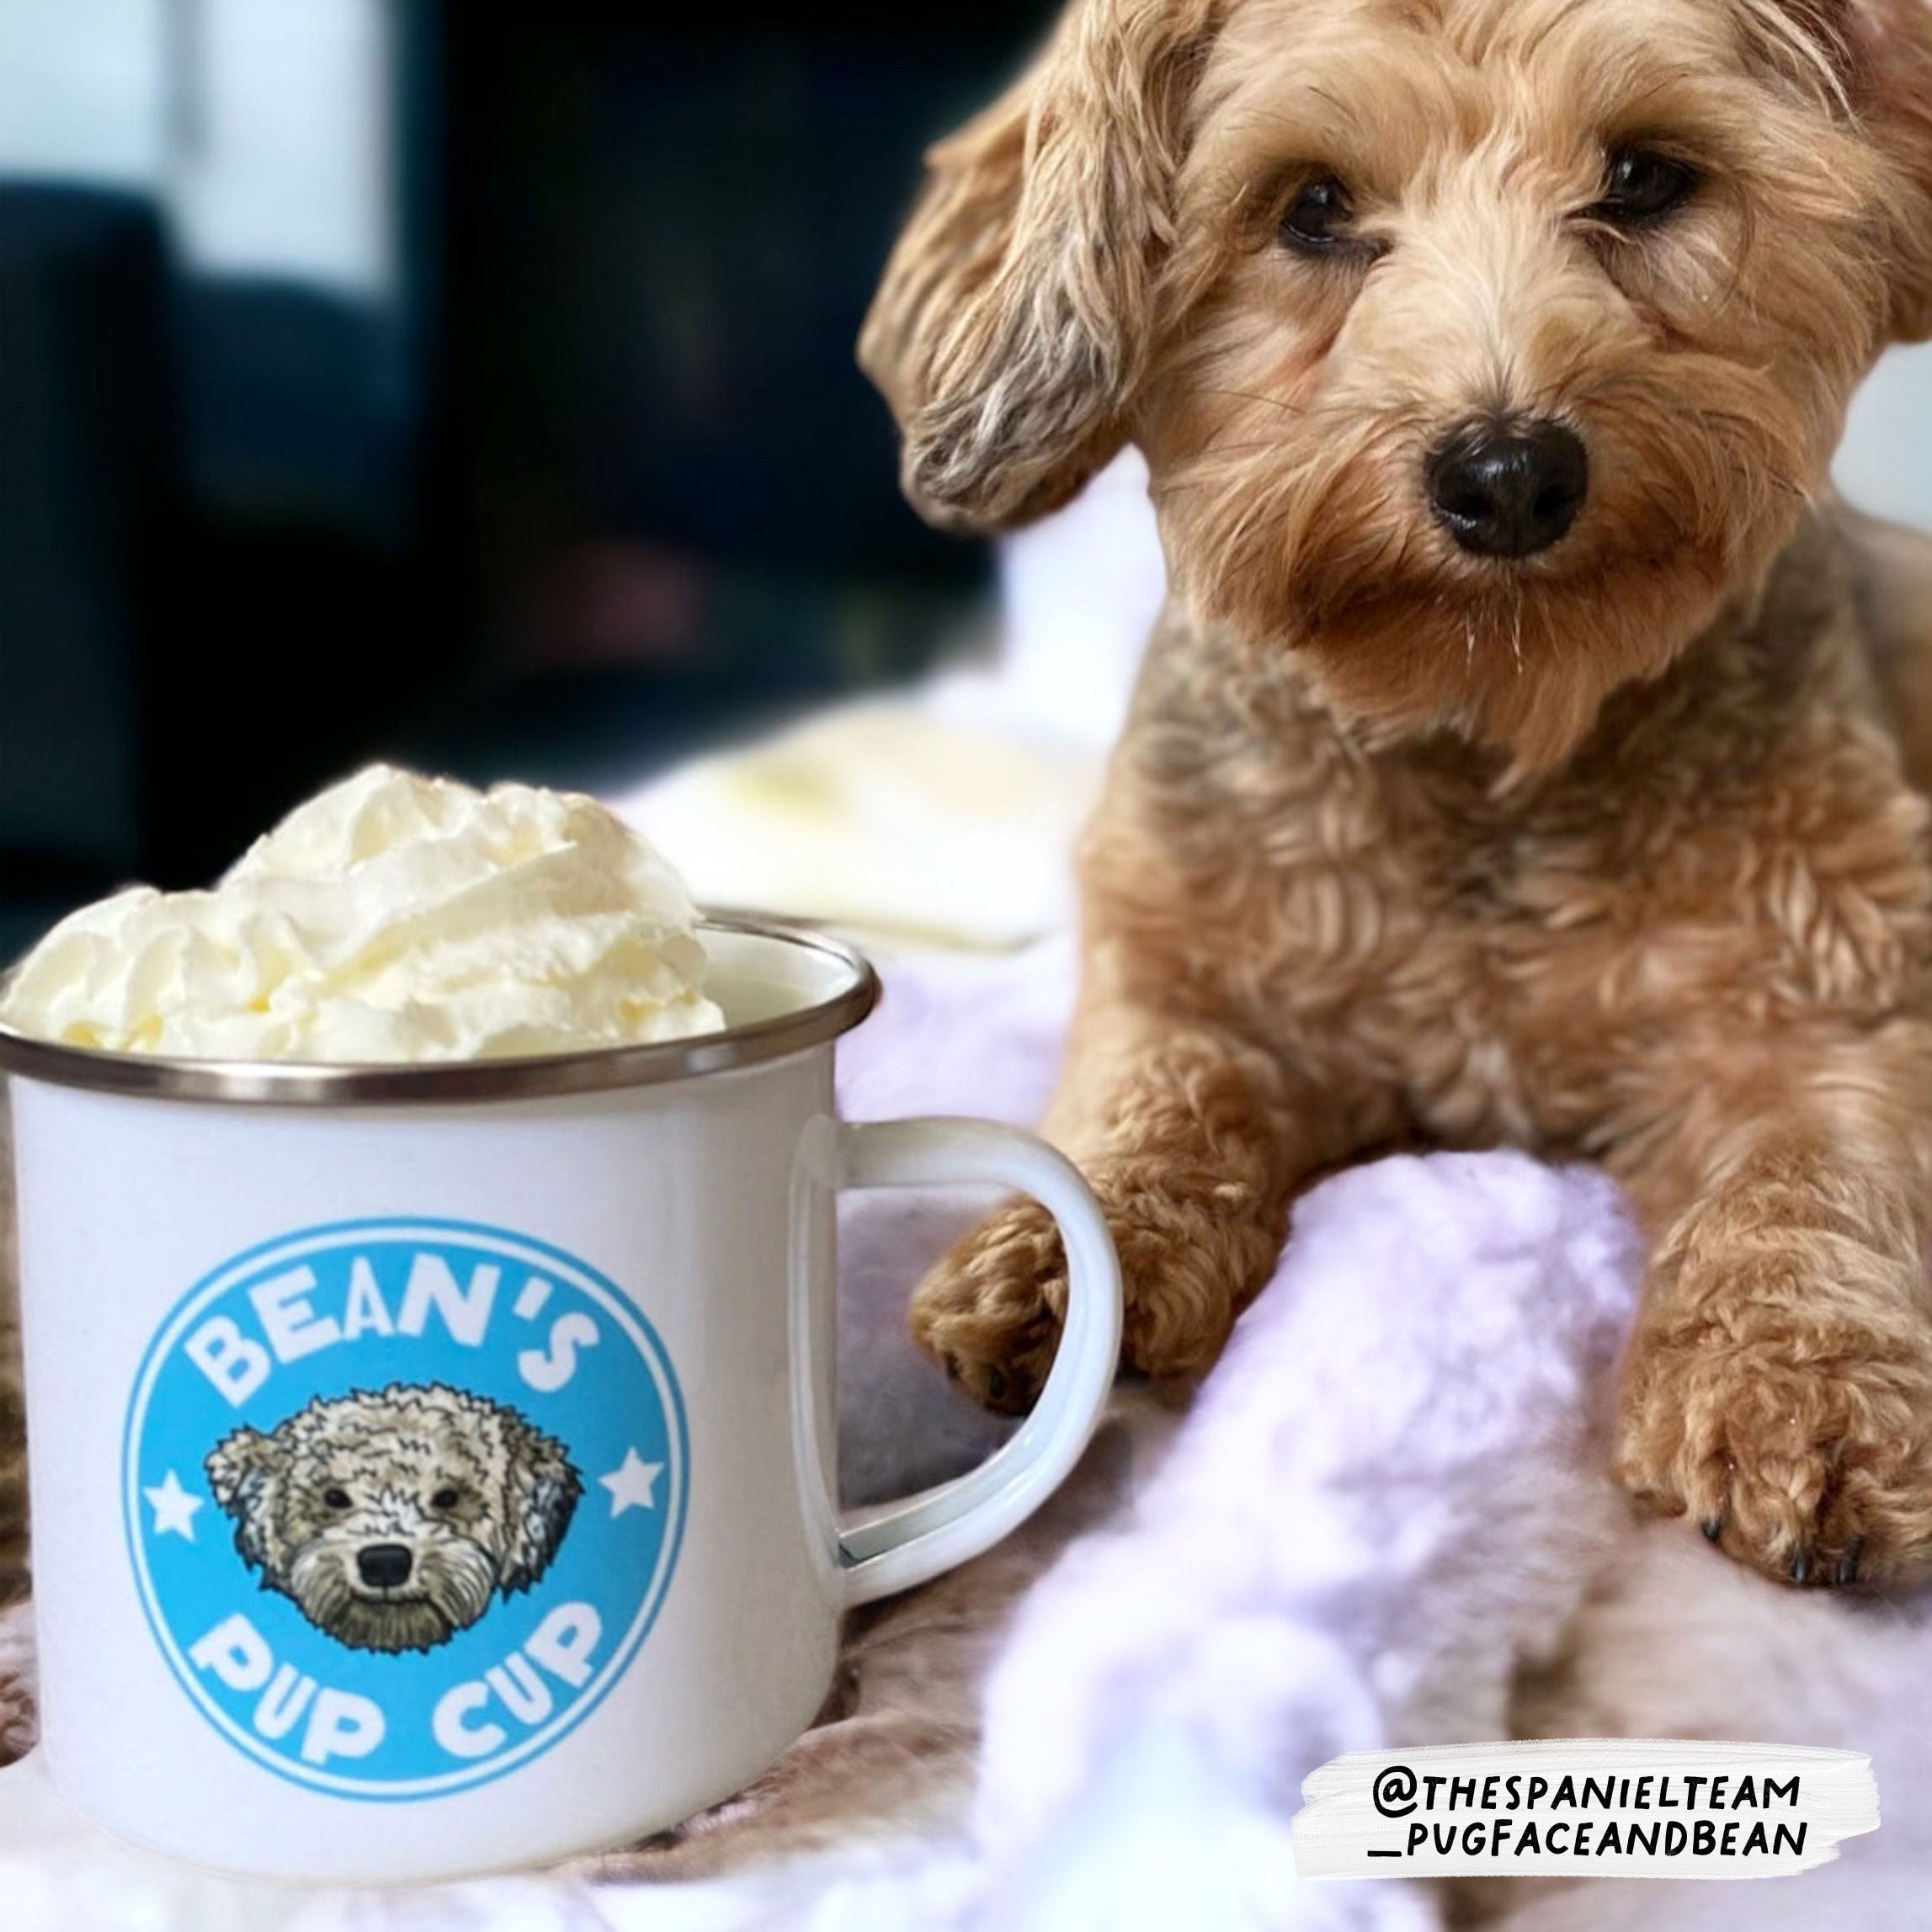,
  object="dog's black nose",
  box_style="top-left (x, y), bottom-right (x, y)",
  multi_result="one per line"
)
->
top-left (1426, 417), bottom-right (1589, 559)
top-left (357, 1543), bottom-right (414, 1589)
